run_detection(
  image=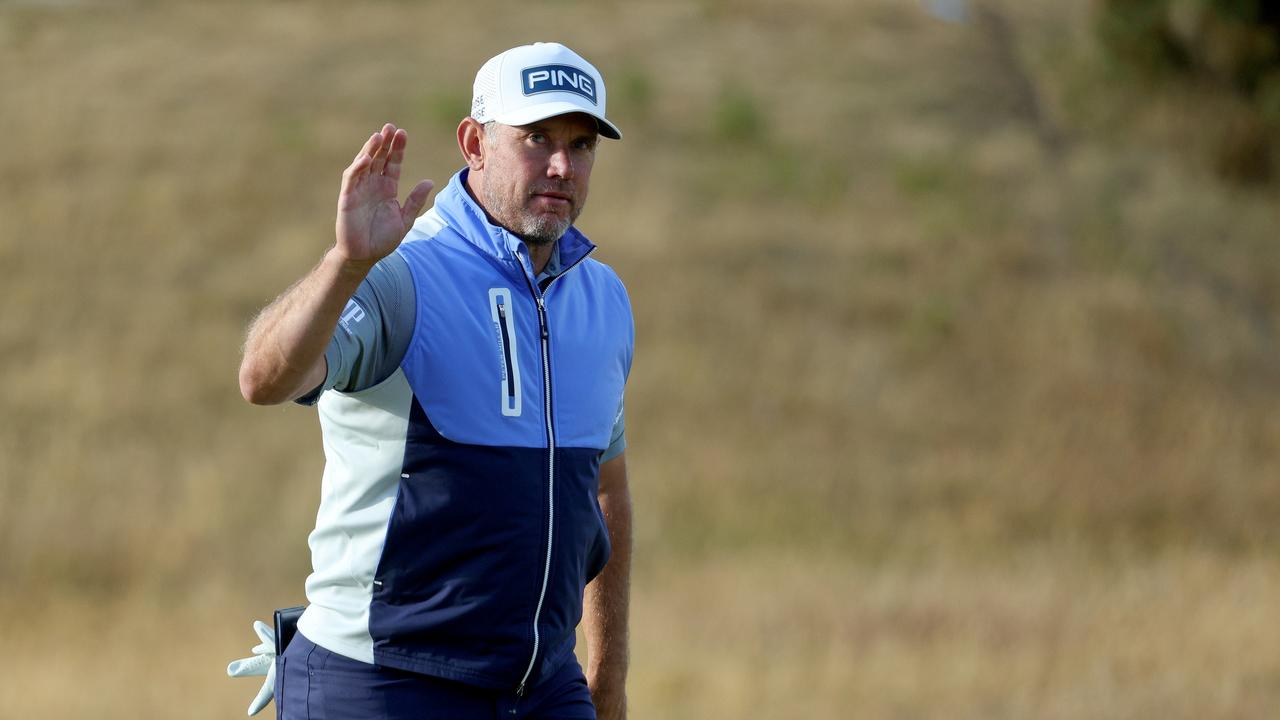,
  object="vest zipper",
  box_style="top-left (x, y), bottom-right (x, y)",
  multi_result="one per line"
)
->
top-left (516, 294), bottom-right (554, 697)
top-left (515, 247), bottom-right (594, 696)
